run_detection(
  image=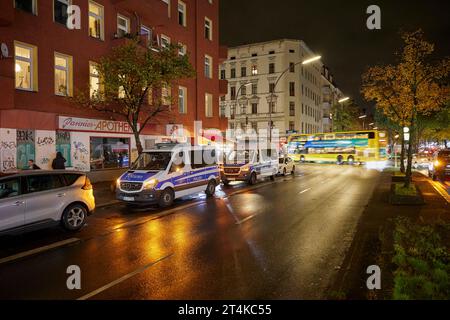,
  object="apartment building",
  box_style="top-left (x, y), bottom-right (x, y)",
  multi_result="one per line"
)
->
top-left (0, 0), bottom-right (227, 180)
top-left (321, 66), bottom-right (343, 133)
top-left (220, 39), bottom-right (332, 144)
